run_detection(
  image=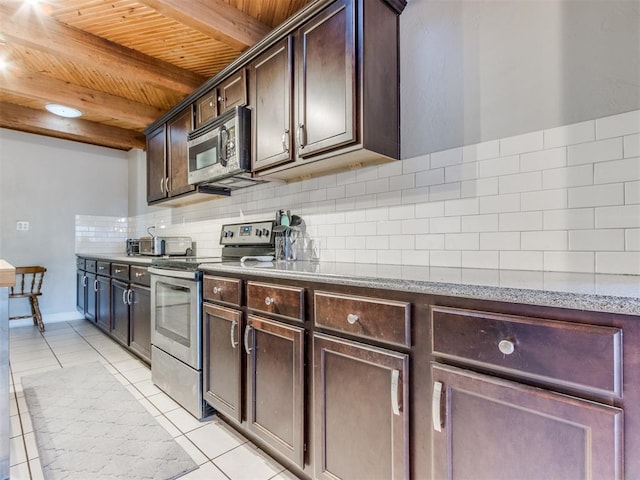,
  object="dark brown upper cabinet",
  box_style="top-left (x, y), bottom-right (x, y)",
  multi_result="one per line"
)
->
top-left (195, 69), bottom-right (248, 129)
